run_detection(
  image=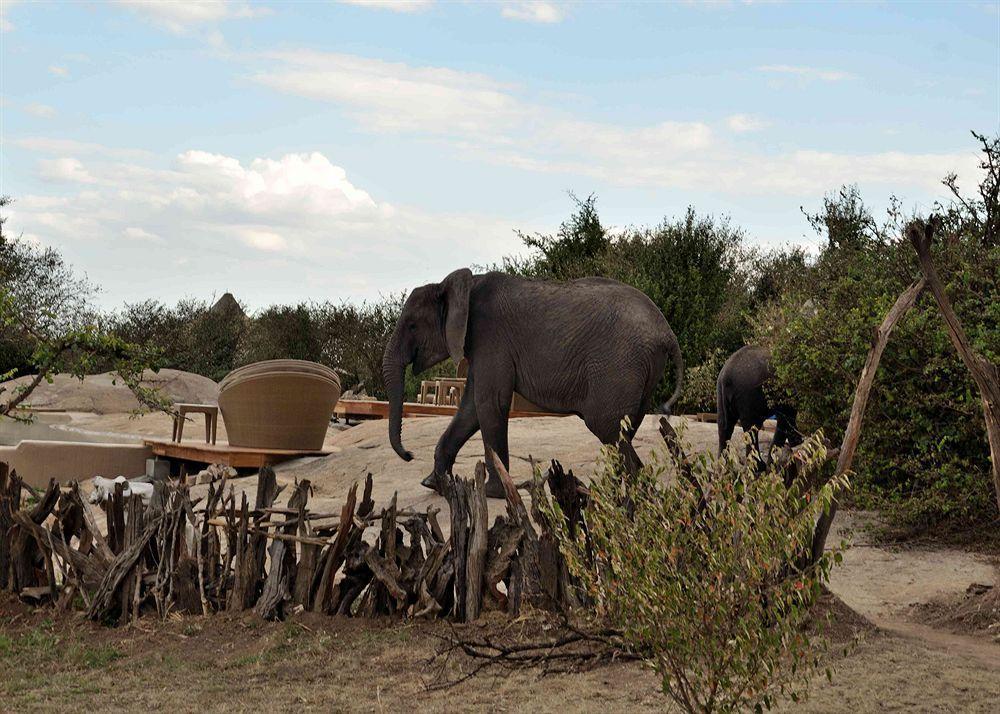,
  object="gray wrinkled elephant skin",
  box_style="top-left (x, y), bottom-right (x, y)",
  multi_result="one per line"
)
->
top-left (382, 269), bottom-right (685, 498)
top-left (716, 345), bottom-right (802, 459)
